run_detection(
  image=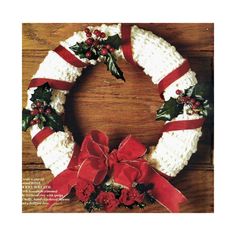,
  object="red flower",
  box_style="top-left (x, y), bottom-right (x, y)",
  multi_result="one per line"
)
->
top-left (96, 191), bottom-right (119, 212)
top-left (119, 188), bottom-right (144, 206)
top-left (76, 178), bottom-right (95, 202)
